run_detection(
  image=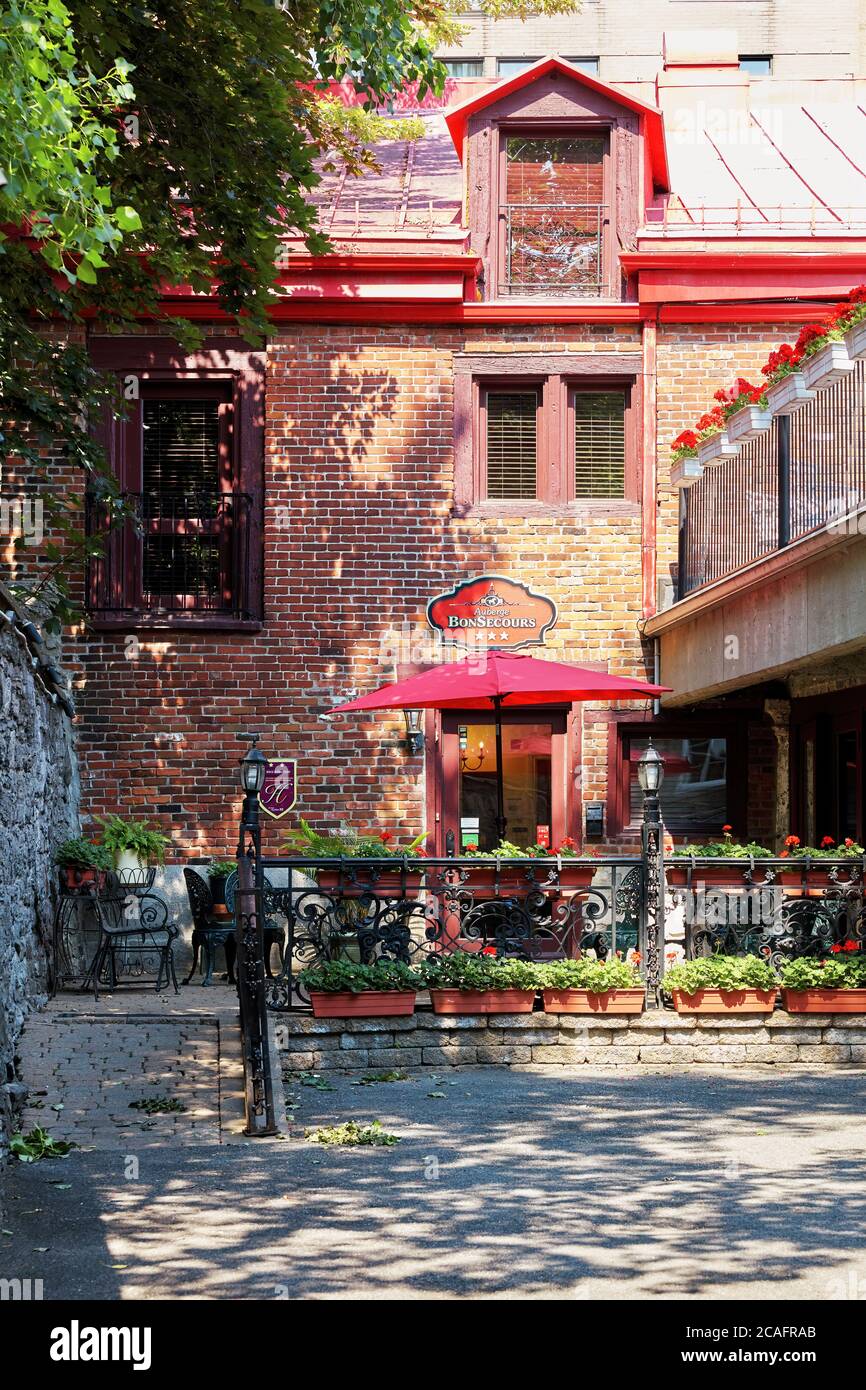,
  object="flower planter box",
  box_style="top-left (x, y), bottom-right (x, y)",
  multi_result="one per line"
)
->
top-left (697, 431), bottom-right (739, 467)
top-left (725, 404), bottom-right (773, 444)
top-left (61, 866), bottom-right (106, 892)
top-left (429, 988), bottom-right (536, 1015)
top-left (314, 867), bottom-right (424, 894)
top-left (764, 372), bottom-right (815, 416)
top-left (843, 320), bottom-right (866, 361)
top-left (671, 456), bottom-right (704, 489)
top-left (308, 990), bottom-right (417, 1018)
top-left (449, 863), bottom-right (595, 893)
top-left (781, 988), bottom-right (866, 1014)
top-left (802, 340), bottom-right (855, 390)
top-left (670, 988), bottom-right (776, 1015)
top-left (542, 988), bottom-right (645, 1015)
top-left (665, 863), bottom-right (760, 887)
